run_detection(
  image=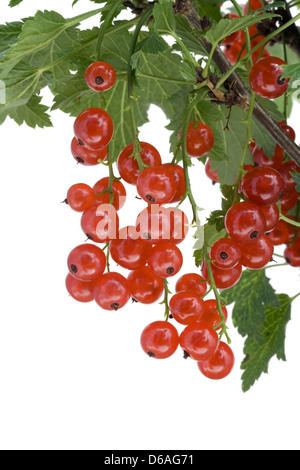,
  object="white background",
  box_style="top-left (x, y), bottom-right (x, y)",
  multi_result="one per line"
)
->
top-left (0, 0), bottom-right (300, 451)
